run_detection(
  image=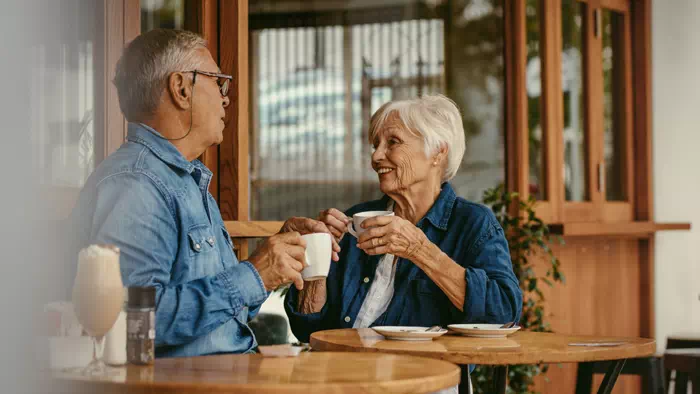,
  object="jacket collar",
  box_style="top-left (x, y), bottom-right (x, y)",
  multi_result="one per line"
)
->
top-left (380, 182), bottom-right (457, 231)
top-left (126, 122), bottom-right (210, 175)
